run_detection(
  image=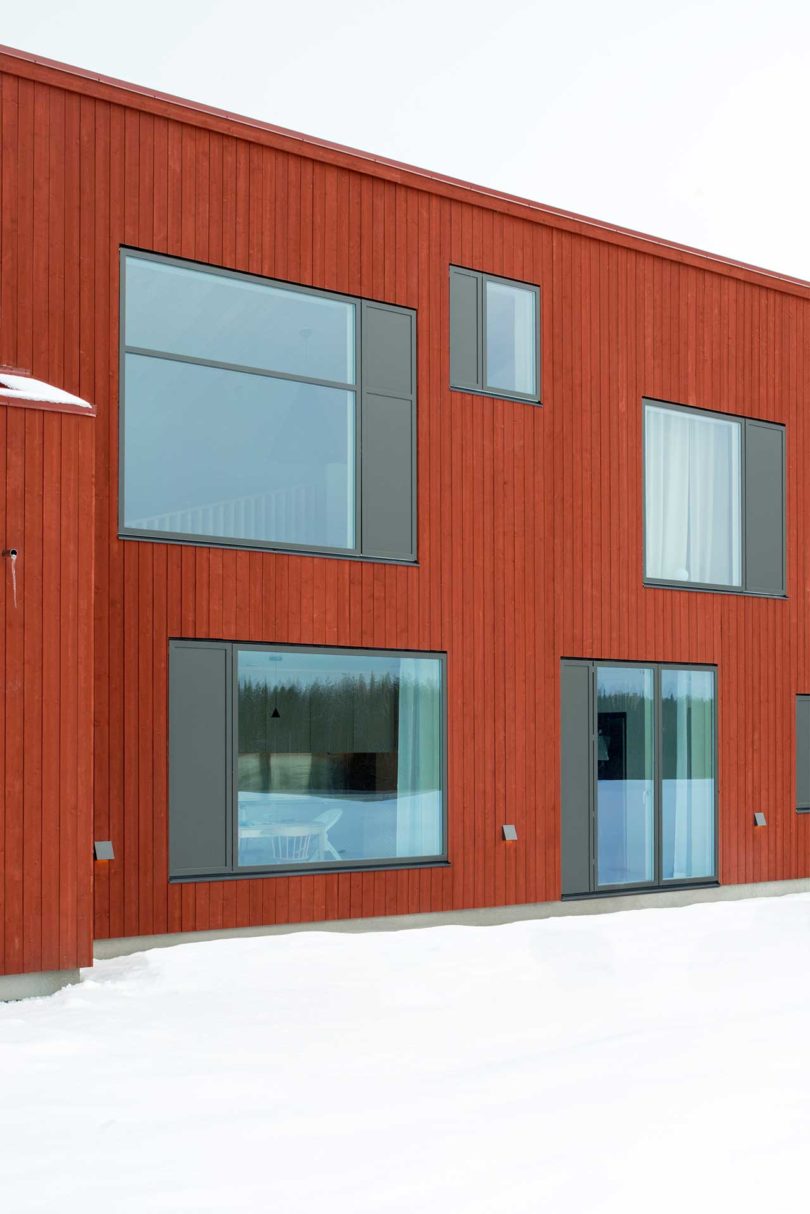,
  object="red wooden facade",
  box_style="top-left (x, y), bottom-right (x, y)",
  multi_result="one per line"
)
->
top-left (0, 386), bottom-right (95, 978)
top-left (2, 44), bottom-right (810, 977)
